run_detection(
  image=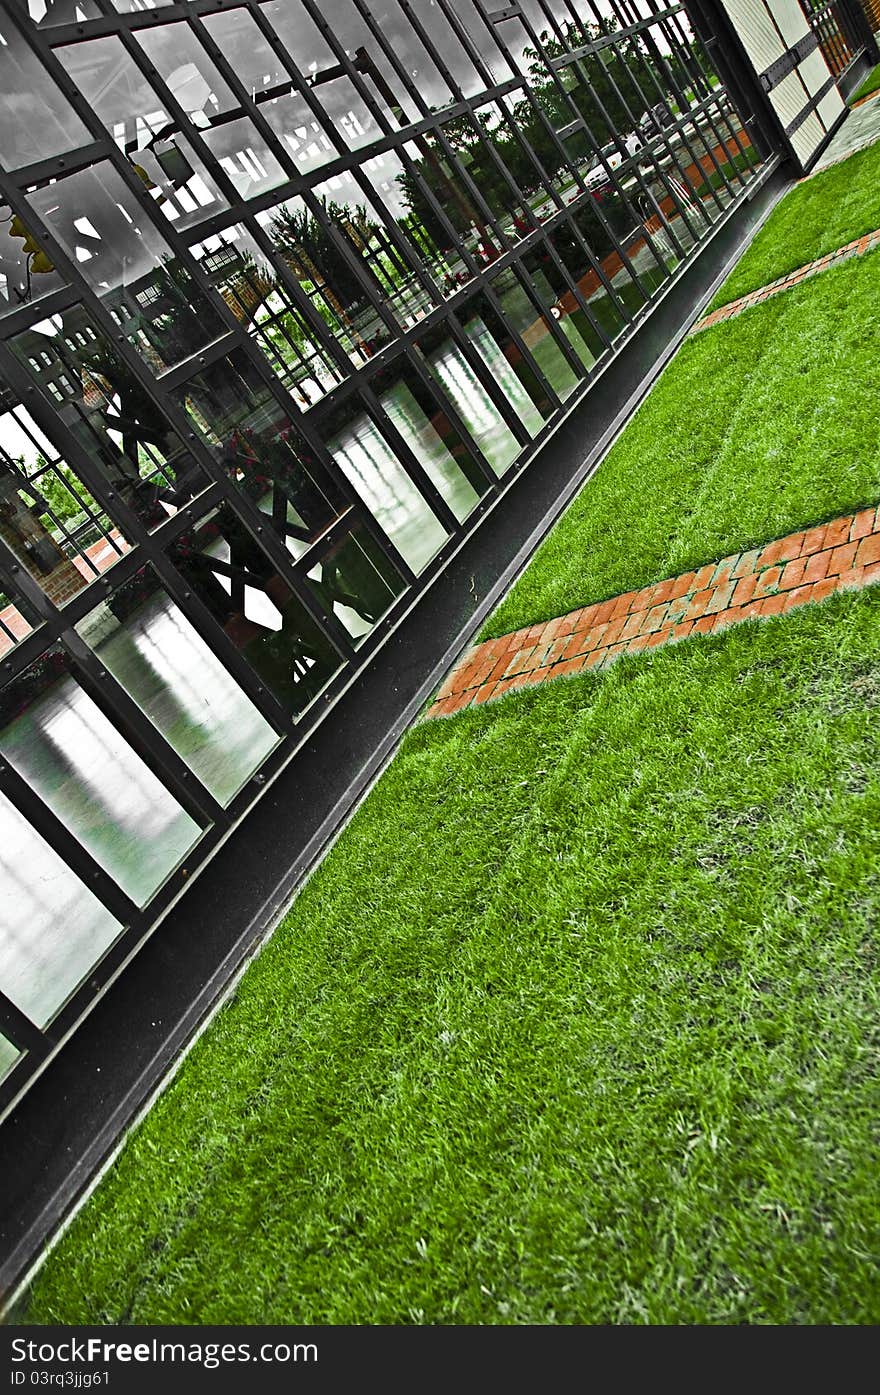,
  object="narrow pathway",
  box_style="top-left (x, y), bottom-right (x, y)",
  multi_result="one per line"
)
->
top-left (426, 505), bottom-right (880, 718)
top-left (690, 227), bottom-right (880, 334)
